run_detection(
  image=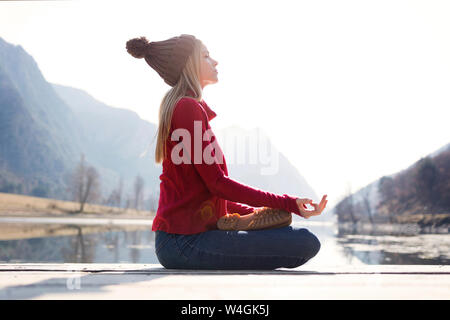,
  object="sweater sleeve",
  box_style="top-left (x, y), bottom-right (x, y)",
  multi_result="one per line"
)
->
top-left (171, 99), bottom-right (302, 216)
top-left (227, 201), bottom-right (255, 216)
